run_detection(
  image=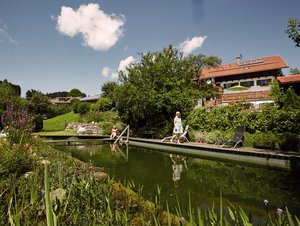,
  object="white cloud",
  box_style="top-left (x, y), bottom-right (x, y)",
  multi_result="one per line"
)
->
top-left (101, 56), bottom-right (135, 80)
top-left (0, 21), bottom-right (17, 44)
top-left (101, 66), bottom-right (111, 77)
top-left (118, 56), bottom-right (135, 72)
top-left (179, 36), bottom-right (207, 57)
top-left (56, 3), bottom-right (125, 51)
